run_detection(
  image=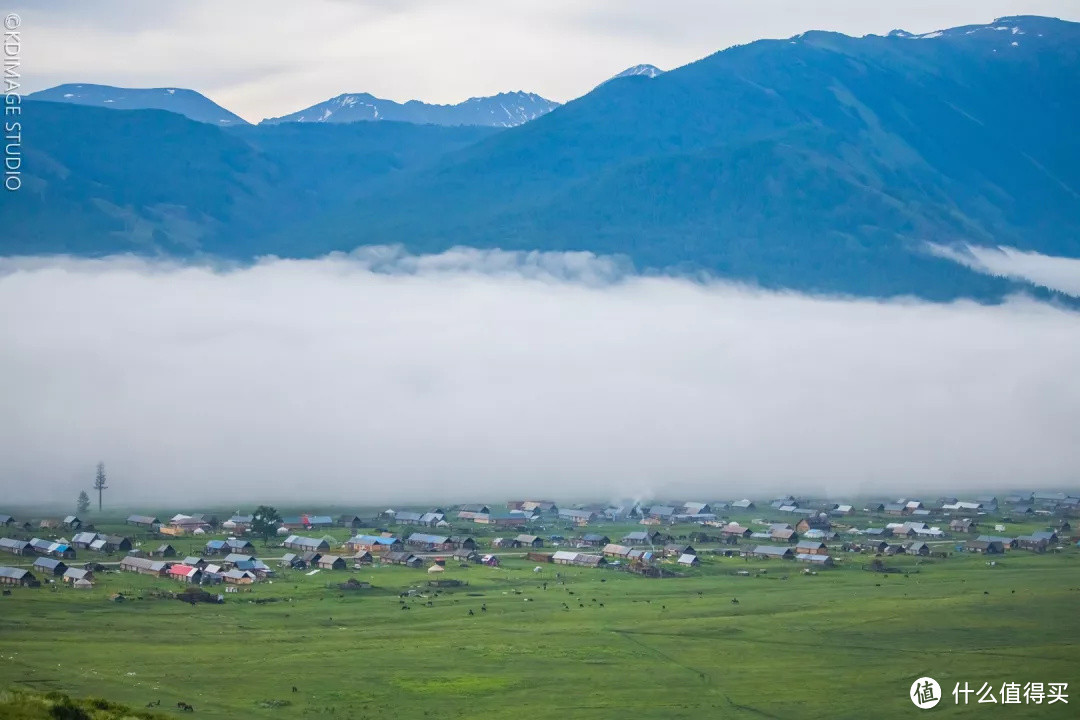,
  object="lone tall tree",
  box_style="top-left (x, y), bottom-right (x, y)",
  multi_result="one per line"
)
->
top-left (251, 505), bottom-right (282, 545)
top-left (76, 490), bottom-right (90, 515)
top-left (93, 462), bottom-right (108, 511)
